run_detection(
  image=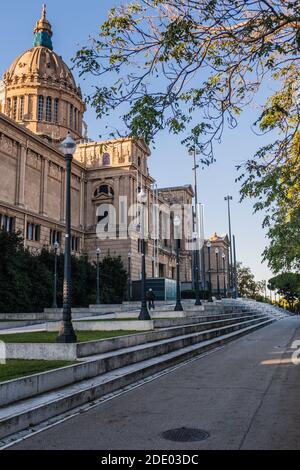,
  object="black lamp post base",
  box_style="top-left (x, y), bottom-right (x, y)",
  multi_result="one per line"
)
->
top-left (174, 301), bottom-right (184, 311)
top-left (139, 305), bottom-right (151, 320)
top-left (56, 323), bottom-right (77, 343)
top-left (195, 299), bottom-right (202, 306)
top-left (208, 297), bottom-right (214, 303)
